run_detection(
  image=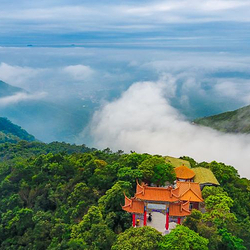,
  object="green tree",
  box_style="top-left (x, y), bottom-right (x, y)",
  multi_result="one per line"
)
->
top-left (219, 228), bottom-right (246, 250)
top-left (151, 163), bottom-right (176, 186)
top-left (202, 186), bottom-right (236, 228)
top-left (138, 156), bottom-right (164, 182)
top-left (183, 209), bottom-right (202, 232)
top-left (6, 208), bottom-right (34, 236)
top-left (67, 182), bottom-right (98, 221)
top-left (89, 163), bottom-right (120, 192)
top-left (159, 225), bottom-right (208, 250)
top-left (183, 186), bottom-right (246, 250)
top-left (49, 219), bottom-right (71, 250)
top-left (71, 206), bottom-right (116, 250)
top-left (98, 181), bottom-right (132, 232)
top-left (117, 167), bottom-right (143, 183)
top-left (209, 161), bottom-right (239, 185)
top-left (138, 156), bottom-right (175, 185)
top-left (112, 226), bottom-right (162, 250)
top-left (119, 153), bottom-right (150, 169)
top-left (32, 211), bottom-right (53, 249)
